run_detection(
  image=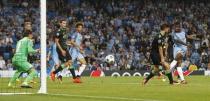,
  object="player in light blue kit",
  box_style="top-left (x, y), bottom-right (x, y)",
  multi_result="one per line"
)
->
top-left (47, 42), bottom-right (63, 82)
top-left (69, 22), bottom-right (86, 83)
top-left (50, 43), bottom-right (60, 67)
top-left (170, 22), bottom-right (196, 84)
